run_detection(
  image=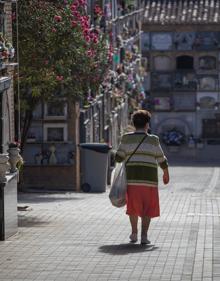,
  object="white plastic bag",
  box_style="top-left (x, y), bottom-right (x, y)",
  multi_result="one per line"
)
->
top-left (109, 162), bottom-right (127, 208)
